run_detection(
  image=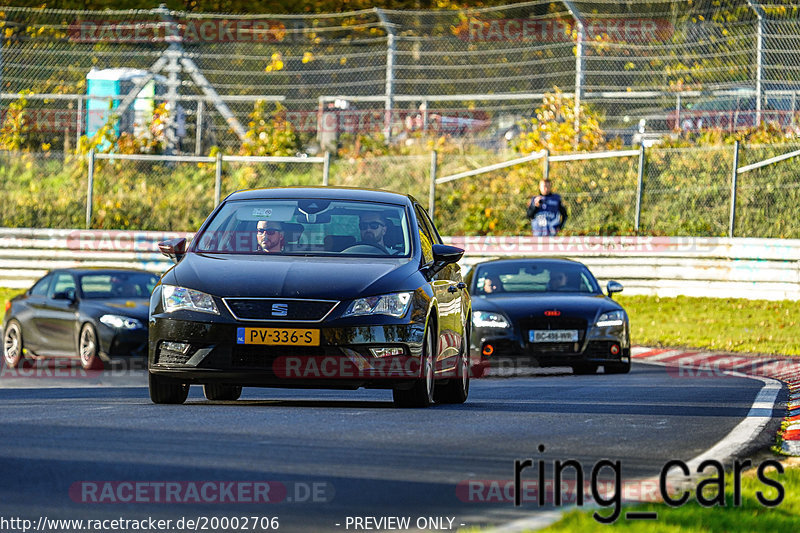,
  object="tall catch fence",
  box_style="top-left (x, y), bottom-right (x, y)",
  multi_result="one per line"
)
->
top-left (4, 1), bottom-right (800, 152)
top-left (3, 143), bottom-right (800, 238)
